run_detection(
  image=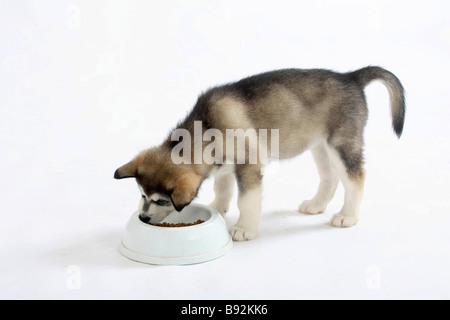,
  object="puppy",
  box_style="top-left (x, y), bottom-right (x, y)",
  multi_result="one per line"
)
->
top-left (114, 66), bottom-right (405, 241)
